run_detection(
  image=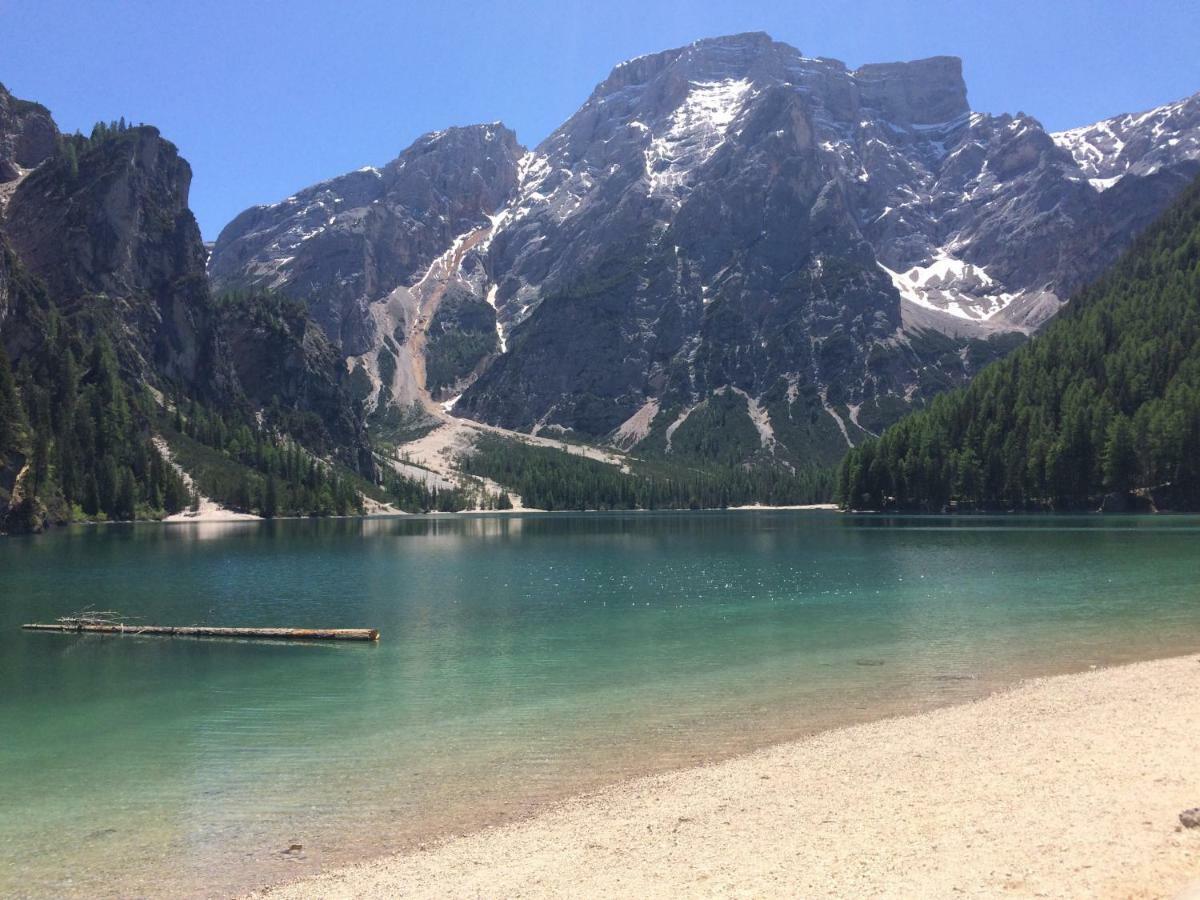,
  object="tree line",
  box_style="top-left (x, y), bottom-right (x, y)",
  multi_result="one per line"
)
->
top-left (463, 434), bottom-right (833, 511)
